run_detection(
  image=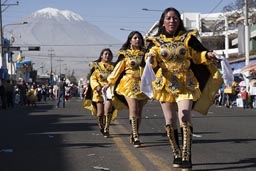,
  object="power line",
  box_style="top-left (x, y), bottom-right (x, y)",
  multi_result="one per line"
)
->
top-left (14, 43), bottom-right (122, 47)
top-left (208, 0), bottom-right (224, 14)
top-left (202, 0), bottom-right (224, 20)
top-left (22, 53), bottom-right (97, 59)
